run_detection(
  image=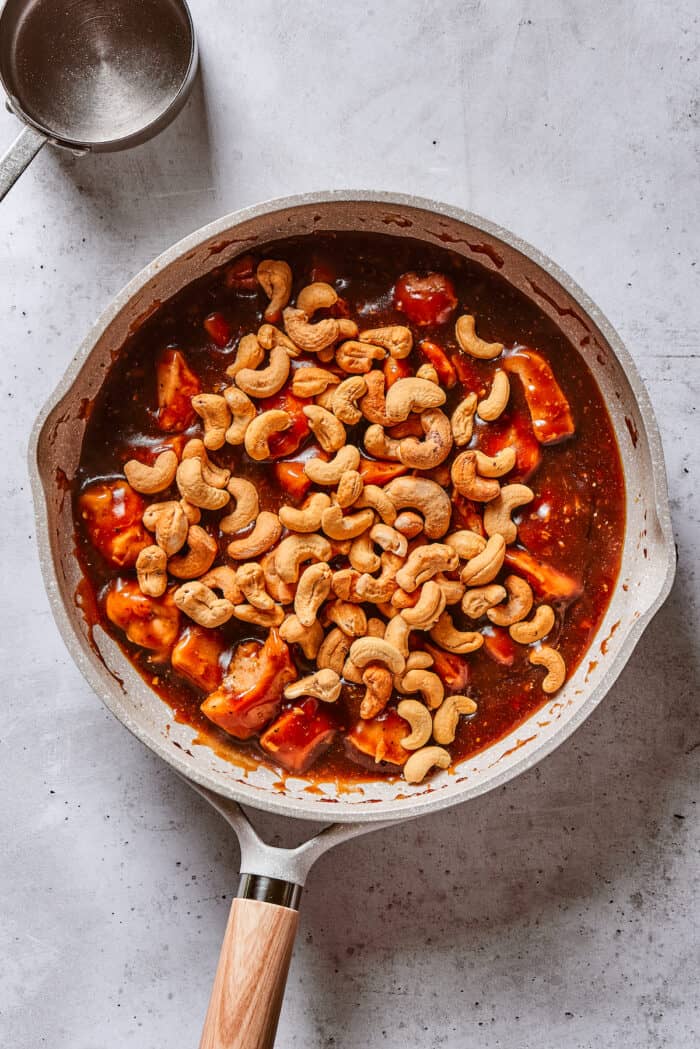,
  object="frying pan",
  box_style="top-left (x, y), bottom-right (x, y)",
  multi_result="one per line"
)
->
top-left (29, 192), bottom-right (676, 1048)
